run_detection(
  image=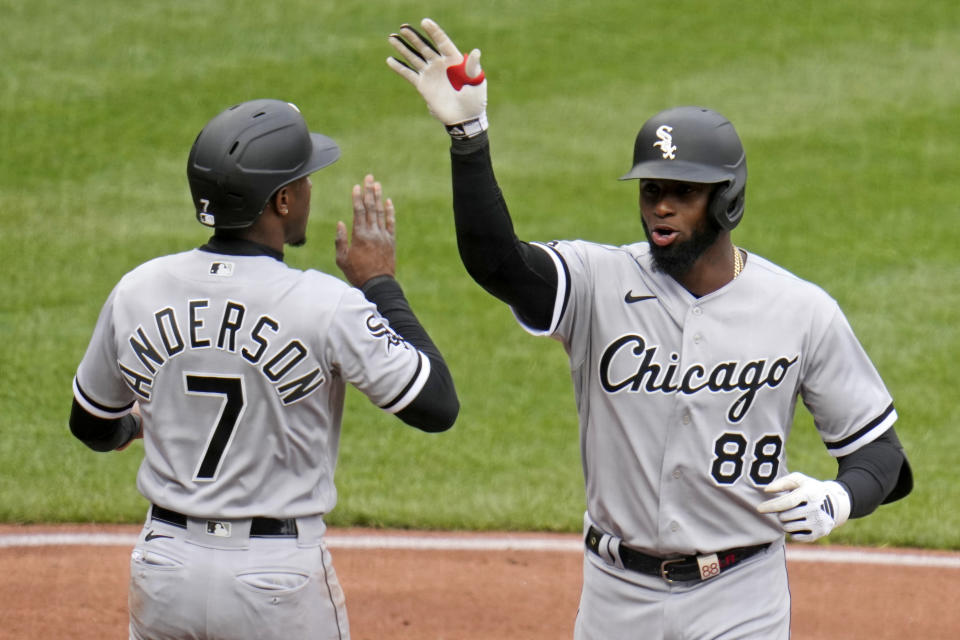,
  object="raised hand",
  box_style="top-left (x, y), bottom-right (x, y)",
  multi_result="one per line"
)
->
top-left (387, 18), bottom-right (488, 139)
top-left (335, 174), bottom-right (396, 287)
